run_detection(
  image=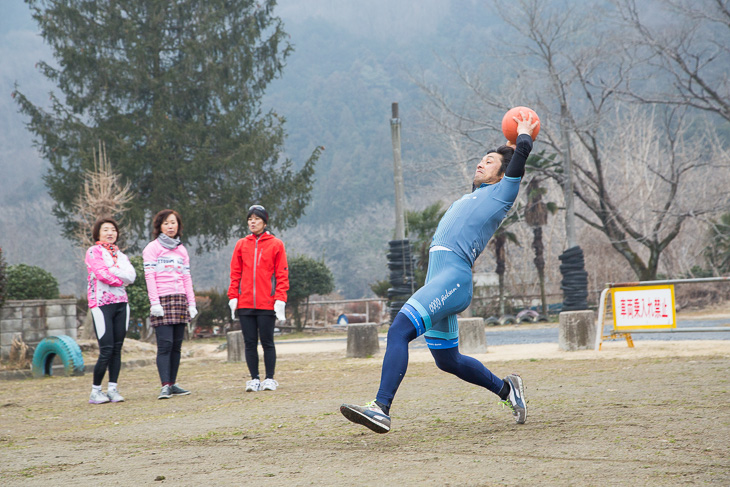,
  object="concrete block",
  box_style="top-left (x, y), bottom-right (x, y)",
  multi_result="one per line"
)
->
top-left (46, 304), bottom-right (65, 317)
top-left (24, 330), bottom-right (46, 344)
top-left (45, 329), bottom-right (65, 338)
top-left (22, 305), bottom-right (43, 318)
top-left (0, 305), bottom-right (21, 320)
top-left (559, 310), bottom-right (596, 351)
top-left (226, 330), bottom-right (244, 362)
top-left (28, 318), bottom-right (45, 331)
top-left (1, 319), bottom-right (24, 333)
top-left (346, 323), bottom-right (380, 358)
top-left (458, 317), bottom-right (487, 354)
top-left (46, 316), bottom-right (67, 330)
top-left (1, 332), bottom-right (16, 348)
